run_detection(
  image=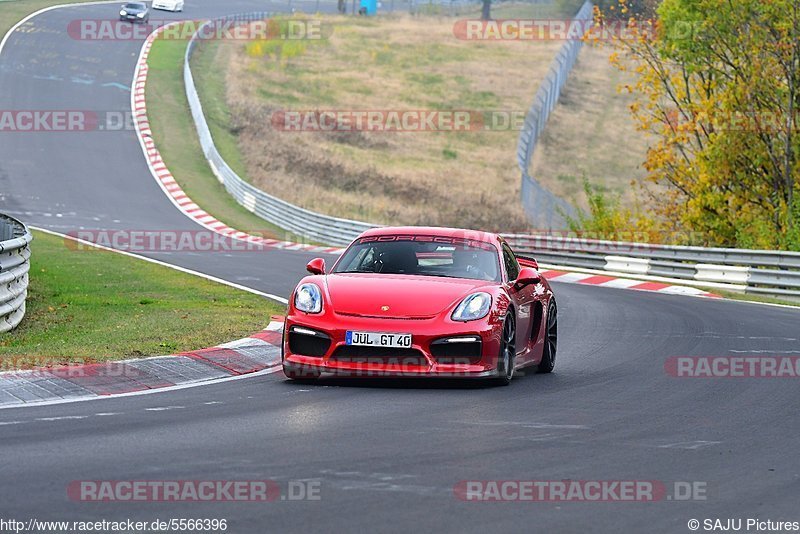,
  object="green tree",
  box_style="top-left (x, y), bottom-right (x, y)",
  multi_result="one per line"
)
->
top-left (598, 0), bottom-right (800, 249)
